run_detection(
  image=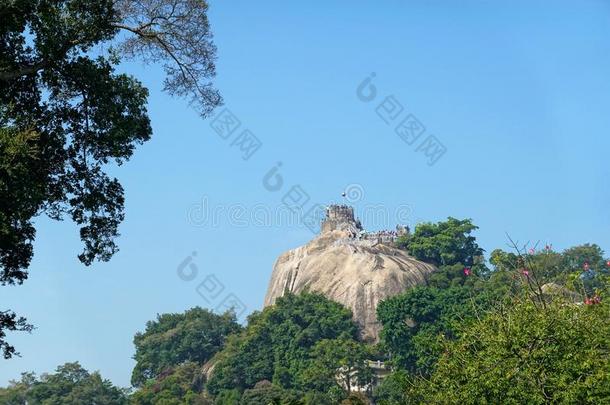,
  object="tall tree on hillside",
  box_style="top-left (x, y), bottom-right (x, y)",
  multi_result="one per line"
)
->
top-left (300, 338), bottom-right (374, 397)
top-left (131, 308), bottom-right (241, 387)
top-left (207, 293), bottom-right (359, 397)
top-left (130, 361), bottom-right (211, 405)
top-left (397, 217), bottom-right (483, 267)
top-left (0, 0), bottom-right (221, 357)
